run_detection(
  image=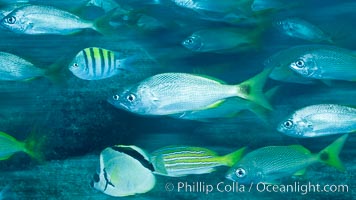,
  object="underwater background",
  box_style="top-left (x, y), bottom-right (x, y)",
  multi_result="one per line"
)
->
top-left (0, 0), bottom-right (355, 199)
